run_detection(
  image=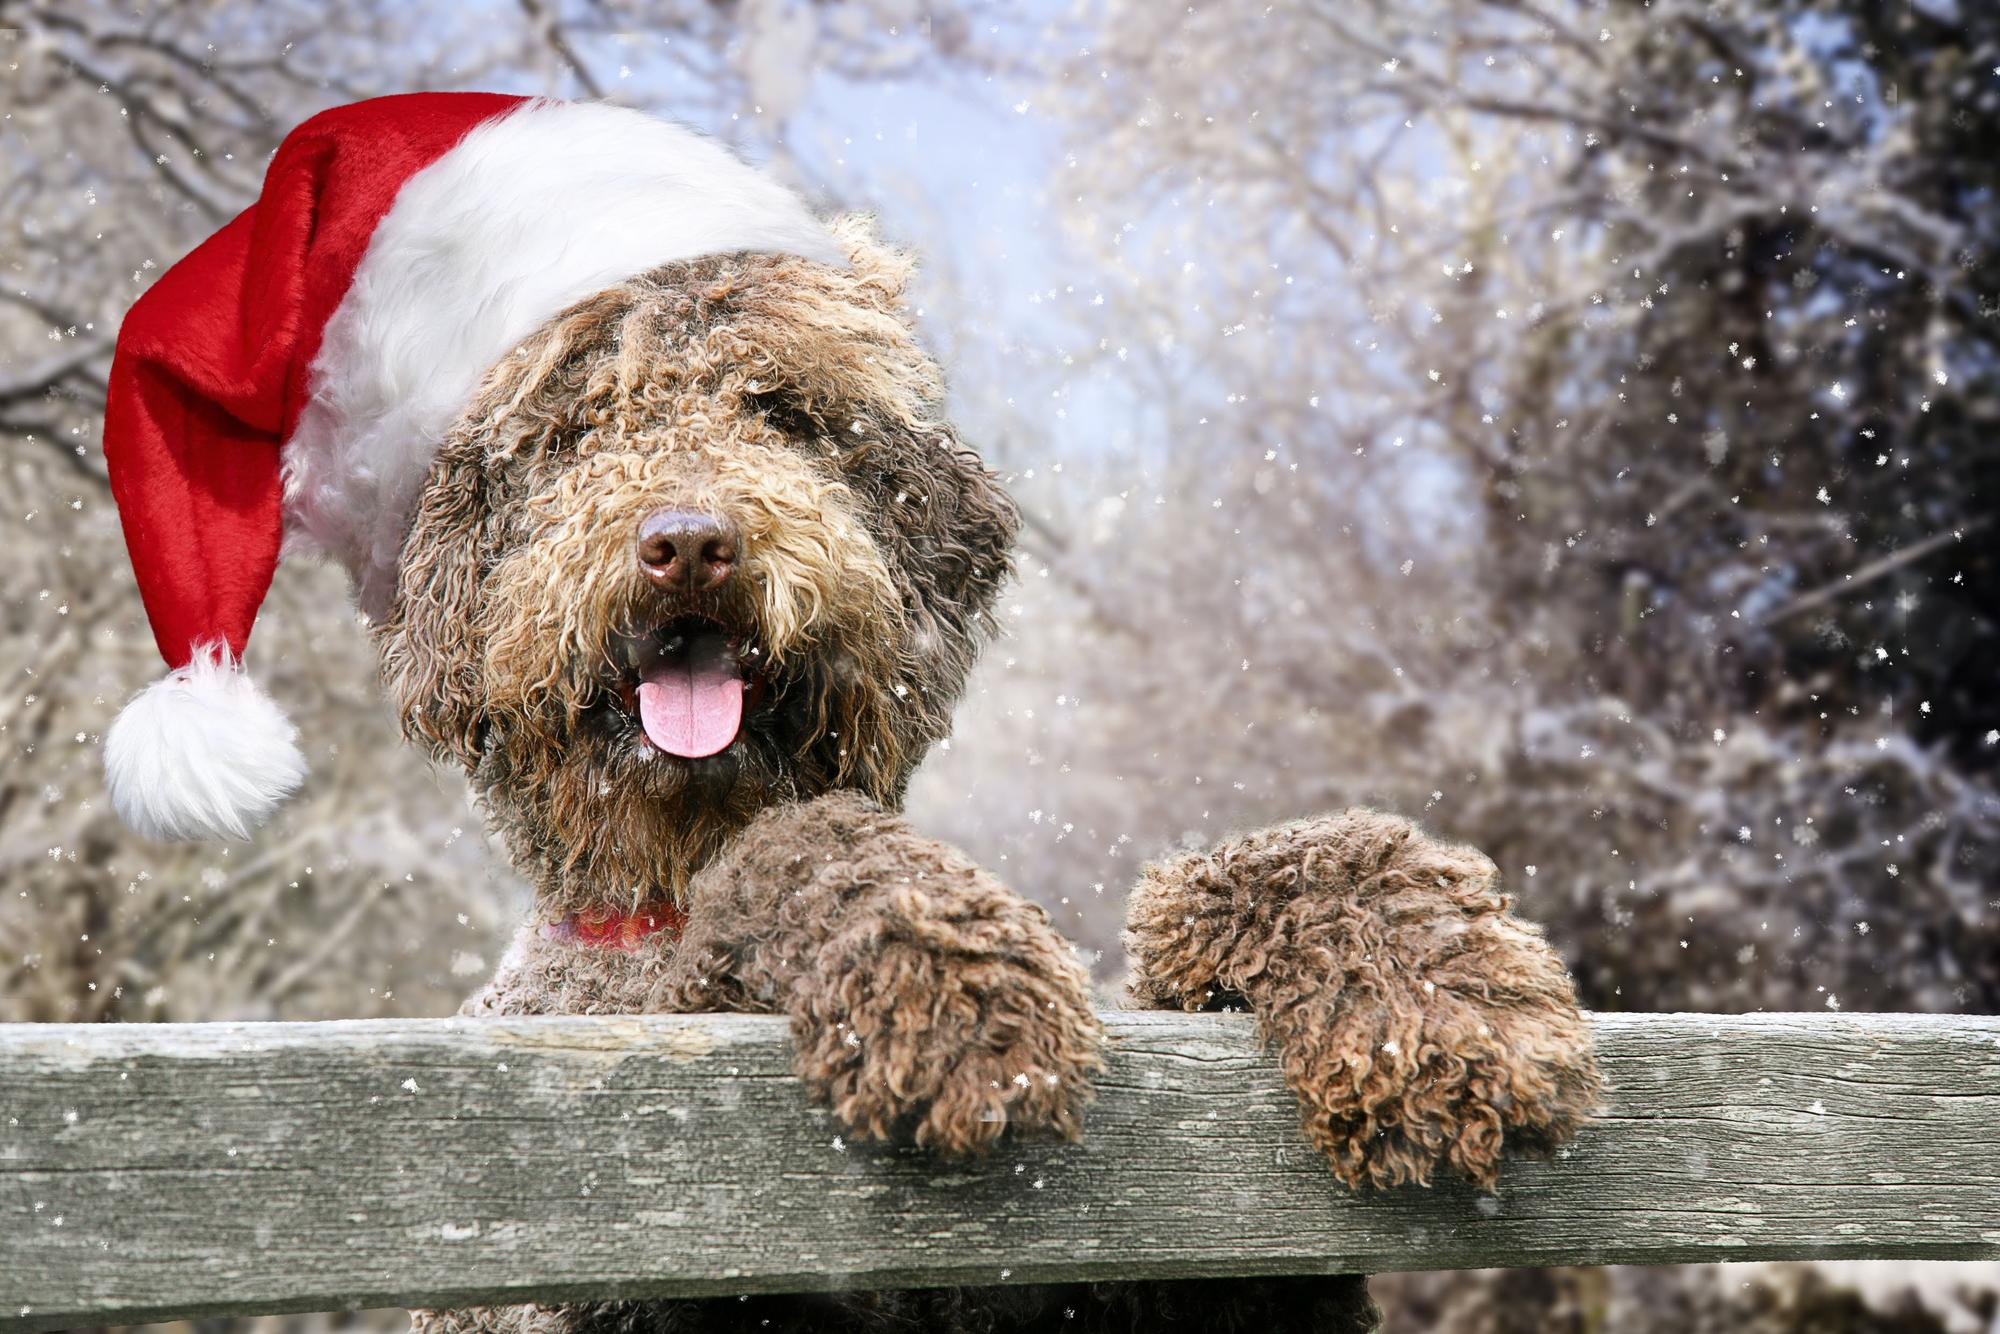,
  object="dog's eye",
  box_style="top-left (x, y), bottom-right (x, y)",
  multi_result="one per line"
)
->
top-left (745, 390), bottom-right (824, 443)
